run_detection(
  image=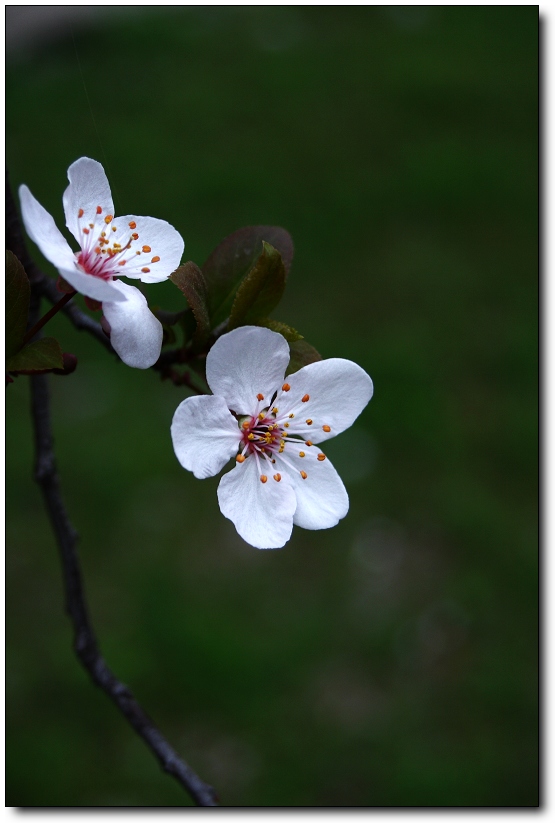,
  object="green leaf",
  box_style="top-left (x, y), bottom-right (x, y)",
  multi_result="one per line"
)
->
top-left (285, 340), bottom-right (322, 376)
top-left (6, 337), bottom-right (64, 374)
top-left (202, 226), bottom-right (294, 326)
top-left (256, 318), bottom-right (304, 343)
top-left (6, 250), bottom-right (30, 359)
top-left (228, 242), bottom-right (287, 330)
top-left (170, 262), bottom-right (211, 347)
